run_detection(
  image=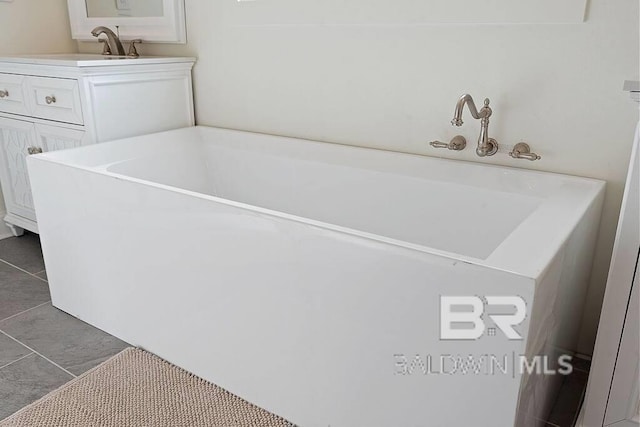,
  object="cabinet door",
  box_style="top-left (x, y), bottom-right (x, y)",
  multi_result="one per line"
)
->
top-left (0, 117), bottom-right (40, 221)
top-left (35, 123), bottom-right (87, 152)
top-left (0, 119), bottom-right (87, 225)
